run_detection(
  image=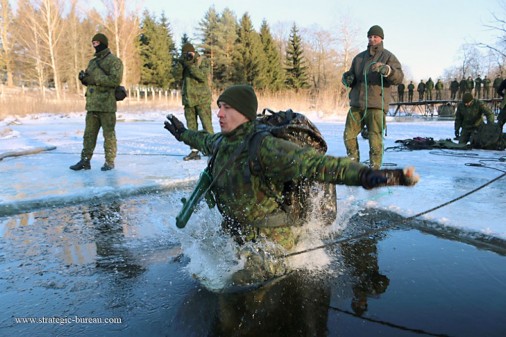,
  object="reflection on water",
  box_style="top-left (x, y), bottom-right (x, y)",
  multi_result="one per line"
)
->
top-left (2, 193), bottom-right (506, 336)
top-left (340, 236), bottom-right (390, 316)
top-left (86, 200), bottom-right (145, 278)
top-left (213, 272), bottom-right (330, 337)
